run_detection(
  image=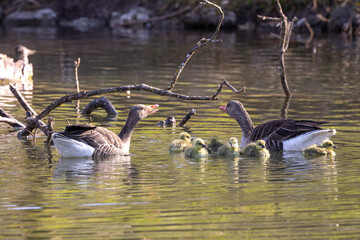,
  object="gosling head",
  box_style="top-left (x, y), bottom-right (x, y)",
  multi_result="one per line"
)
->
top-left (179, 132), bottom-right (191, 143)
top-left (321, 140), bottom-right (337, 150)
top-left (193, 138), bottom-right (207, 151)
top-left (229, 137), bottom-right (239, 150)
top-left (256, 140), bottom-right (267, 150)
